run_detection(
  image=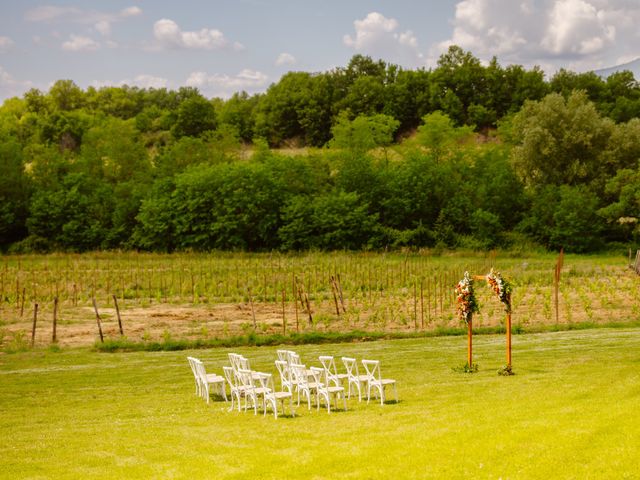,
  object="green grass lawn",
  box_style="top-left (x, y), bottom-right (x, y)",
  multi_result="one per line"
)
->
top-left (1, 328), bottom-right (639, 479)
